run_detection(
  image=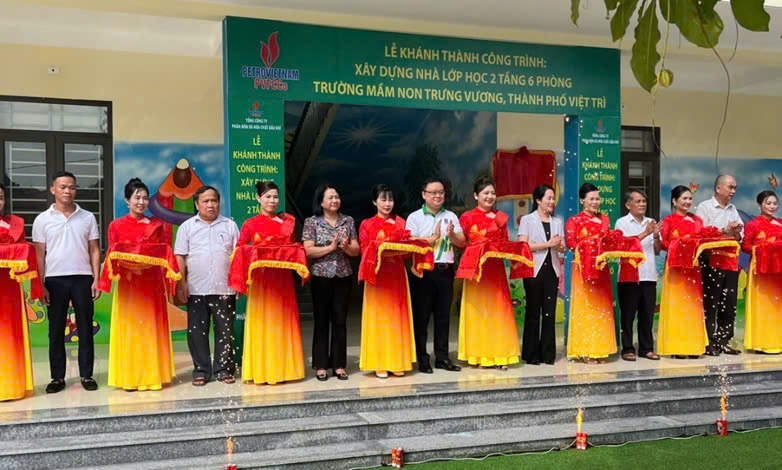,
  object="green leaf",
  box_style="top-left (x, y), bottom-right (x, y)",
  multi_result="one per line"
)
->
top-left (605, 0), bottom-right (619, 11)
top-left (571, 0), bottom-right (581, 25)
top-left (631, 0), bottom-right (662, 92)
top-left (610, 0), bottom-right (641, 42)
top-left (659, 0), bottom-right (678, 23)
top-left (731, 0), bottom-right (770, 32)
top-left (675, 0), bottom-right (724, 48)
